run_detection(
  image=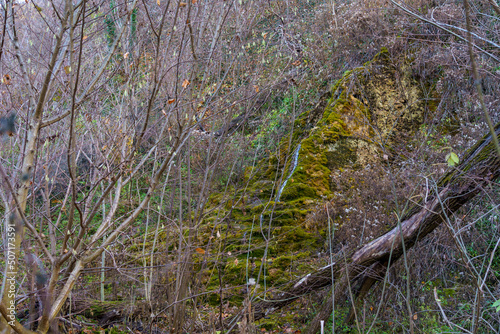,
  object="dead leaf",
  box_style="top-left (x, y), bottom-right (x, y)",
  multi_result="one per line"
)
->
top-left (195, 247), bottom-right (205, 254)
top-left (253, 85), bottom-right (259, 93)
top-left (64, 66), bottom-right (71, 74)
top-left (2, 74), bottom-right (11, 85)
top-left (234, 258), bottom-right (238, 265)
top-left (123, 52), bottom-right (129, 59)
top-left (413, 313), bottom-right (418, 320)
top-left (192, 0), bottom-right (197, 3)
top-left (179, 2), bottom-right (187, 7)
top-left (182, 79), bottom-right (190, 88)
top-left (82, 35), bottom-right (88, 41)
top-left (292, 60), bottom-right (301, 66)
top-left (168, 98), bottom-right (175, 104)
top-left (157, 0), bottom-right (160, 5)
